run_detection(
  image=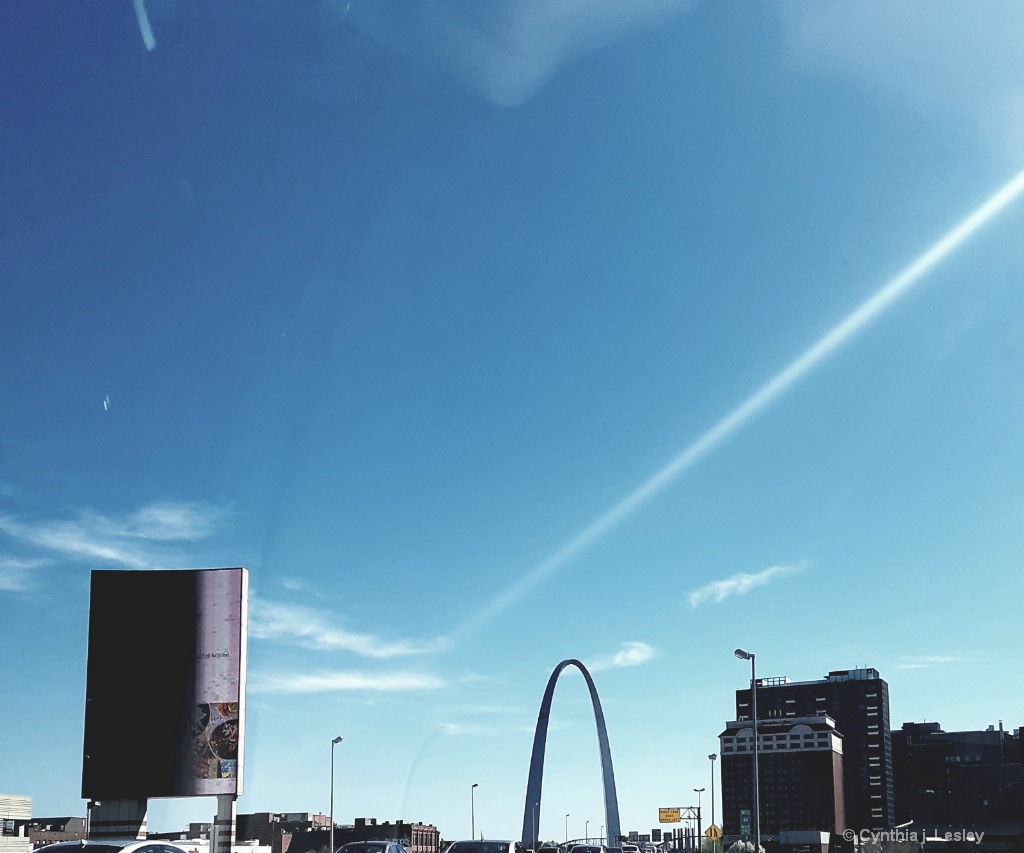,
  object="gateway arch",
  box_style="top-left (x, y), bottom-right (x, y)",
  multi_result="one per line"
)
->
top-left (521, 659), bottom-right (621, 850)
